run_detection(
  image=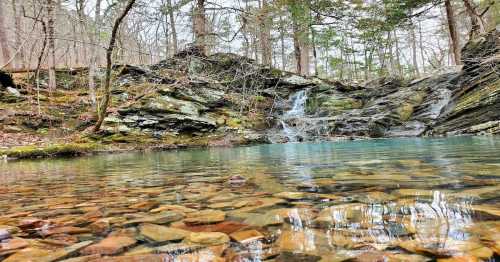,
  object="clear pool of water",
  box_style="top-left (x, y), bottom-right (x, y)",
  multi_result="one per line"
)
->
top-left (1, 136), bottom-right (499, 261)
